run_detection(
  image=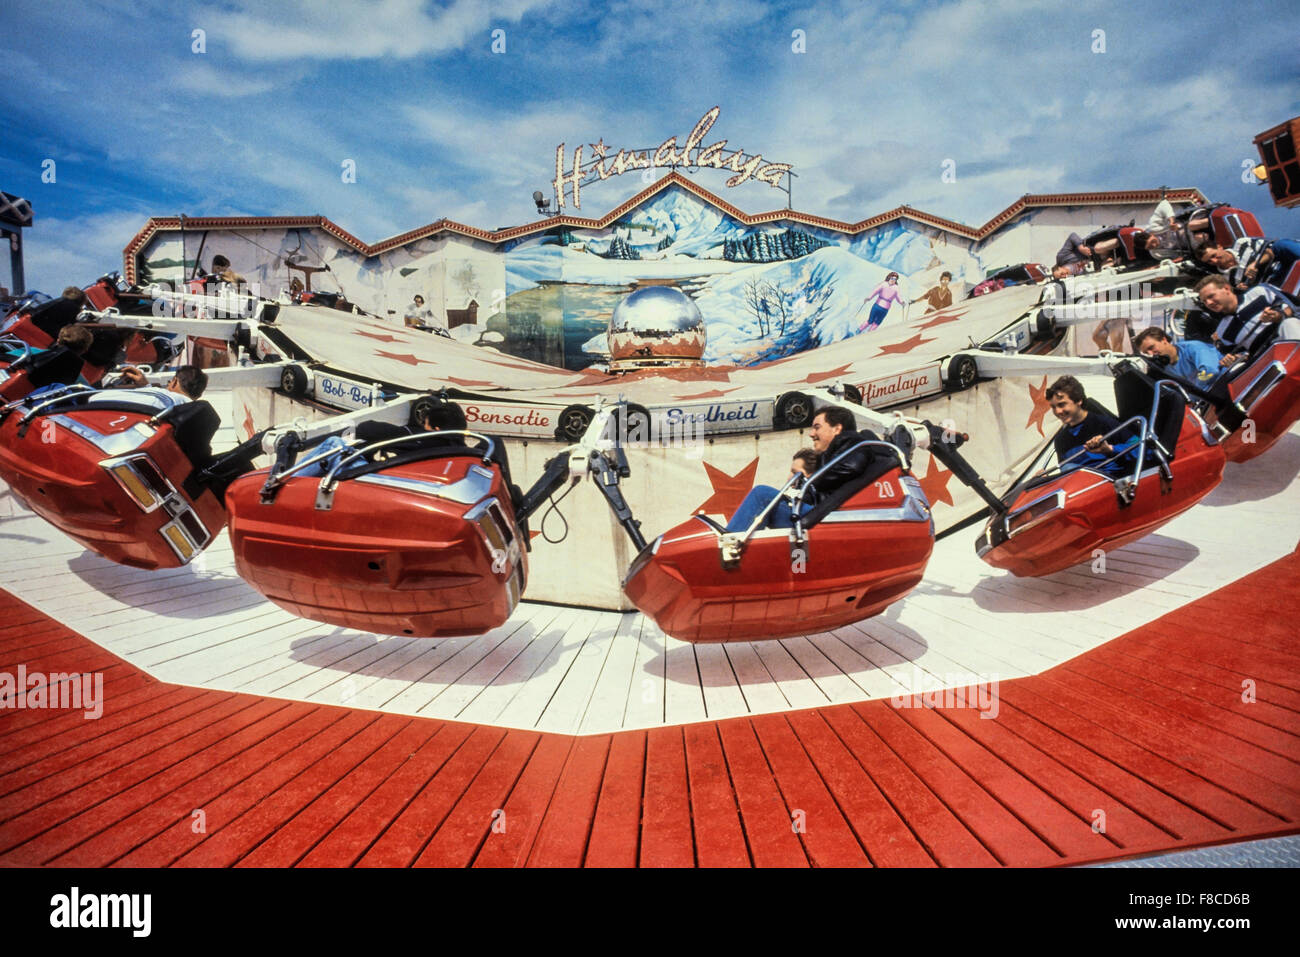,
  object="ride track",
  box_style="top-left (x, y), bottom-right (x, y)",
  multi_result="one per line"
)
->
top-left (1, 272), bottom-right (1298, 867)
